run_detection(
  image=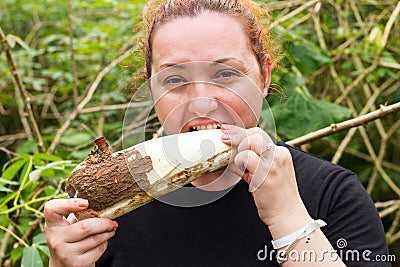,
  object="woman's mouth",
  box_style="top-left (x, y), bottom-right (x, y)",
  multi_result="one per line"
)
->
top-left (189, 123), bottom-right (222, 131)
